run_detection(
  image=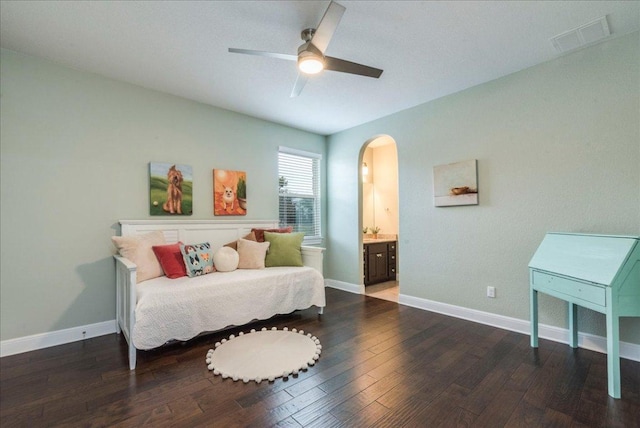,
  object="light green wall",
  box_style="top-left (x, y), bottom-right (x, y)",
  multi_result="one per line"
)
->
top-left (0, 48), bottom-right (326, 341)
top-left (327, 32), bottom-right (640, 344)
top-left (2, 32), bottom-right (639, 346)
